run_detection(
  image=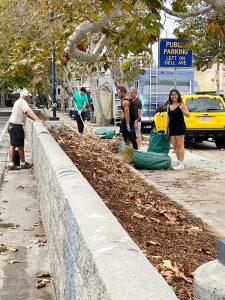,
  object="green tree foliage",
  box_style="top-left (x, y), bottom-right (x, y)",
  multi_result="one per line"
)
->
top-left (0, 0), bottom-right (162, 94)
top-left (175, 1), bottom-right (225, 69)
top-left (1, 0), bottom-right (225, 92)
